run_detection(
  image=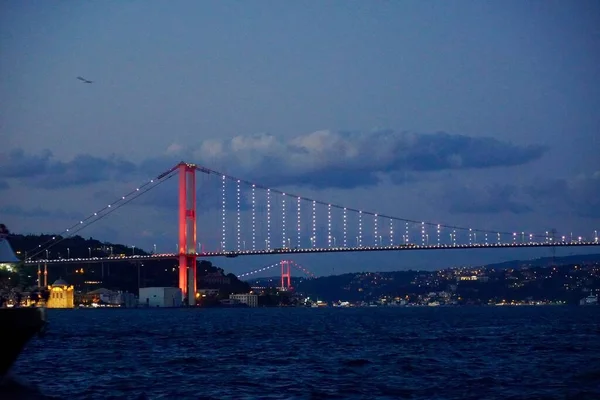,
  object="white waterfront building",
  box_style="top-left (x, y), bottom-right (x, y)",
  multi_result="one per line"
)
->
top-left (229, 293), bottom-right (258, 307)
top-left (139, 287), bottom-right (183, 307)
